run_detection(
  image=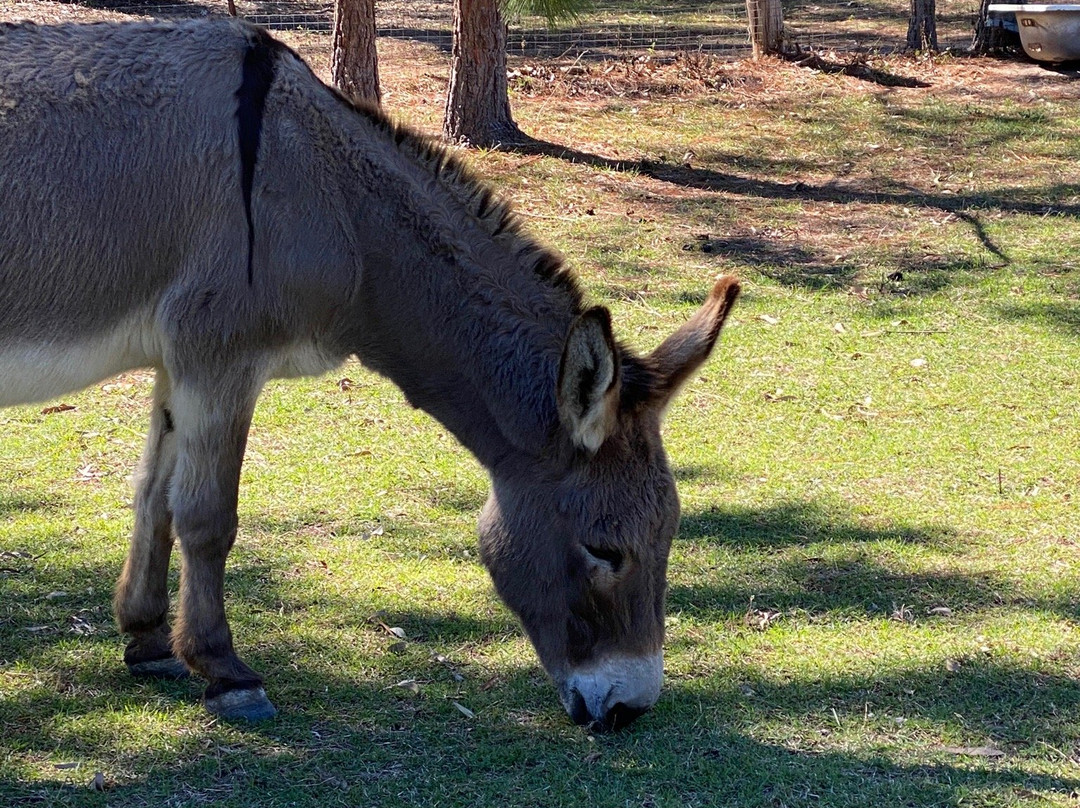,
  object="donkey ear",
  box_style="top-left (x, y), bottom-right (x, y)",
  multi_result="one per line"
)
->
top-left (557, 306), bottom-right (621, 453)
top-left (646, 275), bottom-right (741, 409)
